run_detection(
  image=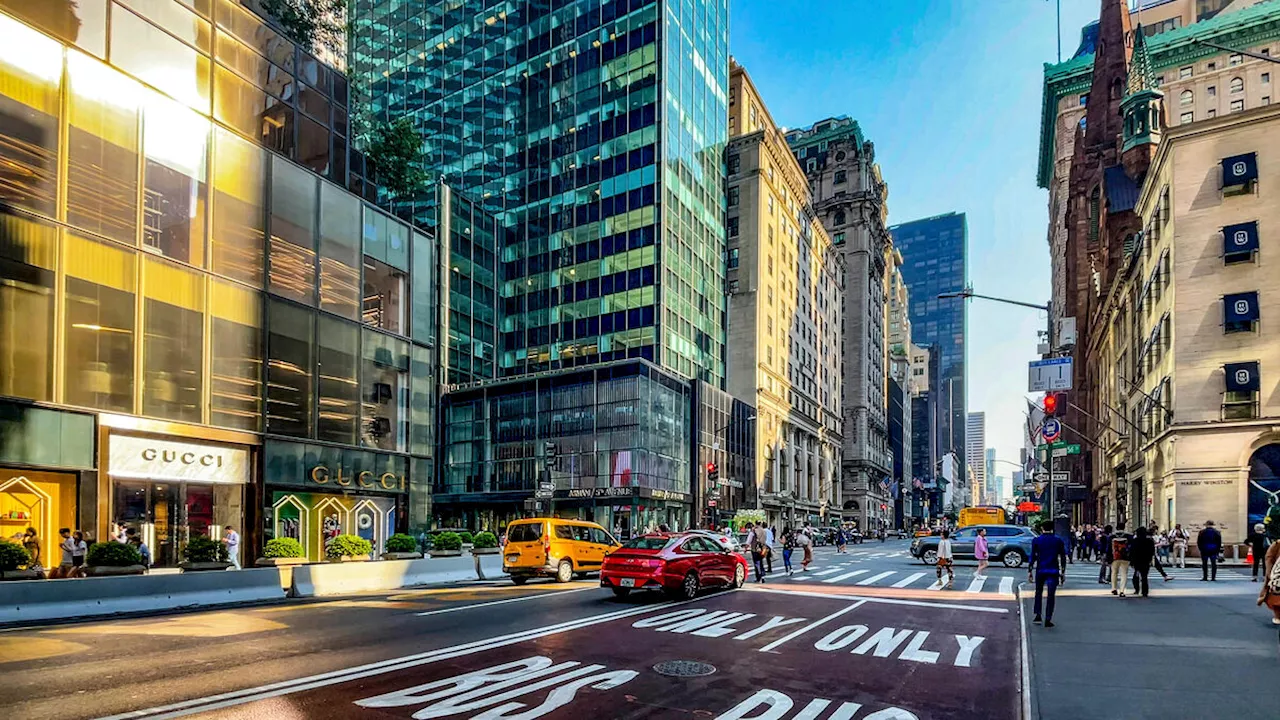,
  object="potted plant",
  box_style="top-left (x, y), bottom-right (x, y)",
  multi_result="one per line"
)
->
top-left (470, 531), bottom-right (500, 556)
top-left (382, 533), bottom-right (423, 560)
top-left (458, 531), bottom-right (475, 547)
top-left (0, 540), bottom-right (39, 581)
top-left (325, 534), bottom-right (373, 562)
top-left (256, 537), bottom-right (307, 567)
top-left (85, 542), bottom-right (146, 576)
top-left (180, 536), bottom-right (232, 572)
top-left (429, 531), bottom-right (463, 557)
